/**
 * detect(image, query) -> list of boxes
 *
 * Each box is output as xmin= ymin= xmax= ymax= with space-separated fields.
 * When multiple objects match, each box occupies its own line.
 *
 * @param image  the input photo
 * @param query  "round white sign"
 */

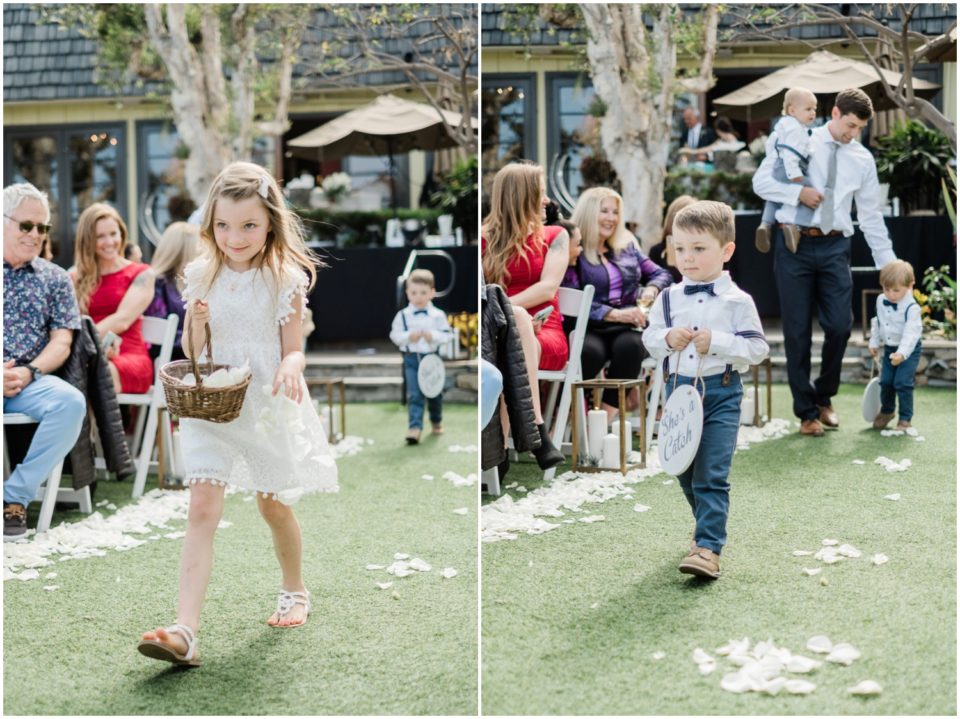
xmin=417 ymin=353 xmax=446 ymax=399
xmin=658 ymin=384 xmax=704 ymax=476
xmin=861 ymin=376 xmax=882 ymax=423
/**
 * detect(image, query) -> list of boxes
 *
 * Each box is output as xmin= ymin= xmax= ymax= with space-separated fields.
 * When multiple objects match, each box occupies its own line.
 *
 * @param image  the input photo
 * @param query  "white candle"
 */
xmin=587 ymin=409 xmax=607 ymax=460
xmin=320 ymin=406 xmax=331 ymax=437
xmin=602 ymin=433 xmax=621 ymax=469
xmin=740 ymin=387 xmax=755 ymax=425
xmin=610 ymin=420 xmax=632 ymax=442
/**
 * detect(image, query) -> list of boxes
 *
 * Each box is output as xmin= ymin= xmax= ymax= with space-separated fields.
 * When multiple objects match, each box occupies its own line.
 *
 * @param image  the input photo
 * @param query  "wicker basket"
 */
xmin=160 ymin=322 xmax=251 ymax=423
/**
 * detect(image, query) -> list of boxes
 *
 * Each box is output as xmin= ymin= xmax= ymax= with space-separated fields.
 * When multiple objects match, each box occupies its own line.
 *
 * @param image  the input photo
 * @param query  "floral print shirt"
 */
xmin=3 ymin=257 xmax=81 ymax=364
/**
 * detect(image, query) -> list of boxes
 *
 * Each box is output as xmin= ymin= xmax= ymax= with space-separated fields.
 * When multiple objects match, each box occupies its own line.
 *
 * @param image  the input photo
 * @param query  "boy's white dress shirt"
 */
xmin=643 ymin=272 xmax=769 ymax=377
xmin=753 ymin=124 xmax=896 ymax=269
xmin=390 ymin=302 xmax=452 ymax=354
xmin=869 ymin=295 xmax=923 ymax=358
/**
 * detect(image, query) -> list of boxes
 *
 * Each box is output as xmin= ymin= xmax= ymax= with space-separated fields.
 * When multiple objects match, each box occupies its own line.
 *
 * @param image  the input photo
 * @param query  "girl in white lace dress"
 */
xmin=138 ymin=162 xmax=337 ymax=668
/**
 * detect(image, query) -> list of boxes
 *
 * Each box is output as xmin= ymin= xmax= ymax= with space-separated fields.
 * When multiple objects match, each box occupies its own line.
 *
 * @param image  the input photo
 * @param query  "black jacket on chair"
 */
xmin=480 ymin=284 xmax=540 ymax=470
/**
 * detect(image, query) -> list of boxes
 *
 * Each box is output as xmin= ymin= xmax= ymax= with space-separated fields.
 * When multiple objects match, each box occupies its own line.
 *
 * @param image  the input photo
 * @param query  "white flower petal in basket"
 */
xmin=784 ymin=679 xmax=816 ymax=694
xmin=203 ymin=368 xmax=233 ymax=388
xmin=848 ymin=680 xmax=883 ymax=696
xmin=802 ymin=567 xmax=822 ymax=576
xmin=786 ymin=655 xmax=822 ymax=673
xmin=180 ymin=372 xmax=196 ymax=387
xmin=871 ymin=553 xmax=890 ymax=566
xmin=826 ymin=643 xmax=861 ymax=665
xmin=806 ymin=635 xmax=833 ymax=654
xmin=837 ymin=544 xmax=862 ymax=558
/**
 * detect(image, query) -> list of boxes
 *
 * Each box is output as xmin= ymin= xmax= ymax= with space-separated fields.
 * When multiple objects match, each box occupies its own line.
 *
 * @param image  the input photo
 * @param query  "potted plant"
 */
xmin=875 ymin=121 xmax=954 ymax=215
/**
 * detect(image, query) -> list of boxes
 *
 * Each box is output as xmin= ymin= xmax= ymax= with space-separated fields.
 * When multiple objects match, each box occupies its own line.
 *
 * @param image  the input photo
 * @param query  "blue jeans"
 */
xmin=480 ymin=359 xmax=503 ymax=429
xmin=665 ymin=372 xmax=743 ymax=555
xmin=880 ymin=343 xmax=921 ymax=422
xmin=403 ymin=353 xmax=442 ymax=429
xmin=3 ymin=374 xmax=86 ymax=507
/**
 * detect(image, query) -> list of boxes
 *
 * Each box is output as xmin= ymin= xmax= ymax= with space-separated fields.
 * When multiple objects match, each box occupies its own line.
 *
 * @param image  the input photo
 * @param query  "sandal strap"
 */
xmin=275 ymin=590 xmax=311 ymax=617
xmin=166 ymin=623 xmax=198 ymax=661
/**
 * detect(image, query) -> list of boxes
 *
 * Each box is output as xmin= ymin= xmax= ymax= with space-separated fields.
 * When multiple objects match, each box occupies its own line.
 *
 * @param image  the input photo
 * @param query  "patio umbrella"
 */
xmin=713 ymin=49 xmax=940 ymax=121
xmin=287 ymin=94 xmax=473 ymax=210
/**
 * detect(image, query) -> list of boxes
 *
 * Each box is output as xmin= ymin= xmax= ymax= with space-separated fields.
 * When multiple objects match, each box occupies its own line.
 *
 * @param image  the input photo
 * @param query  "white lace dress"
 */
xmin=179 ymin=258 xmax=338 ymax=503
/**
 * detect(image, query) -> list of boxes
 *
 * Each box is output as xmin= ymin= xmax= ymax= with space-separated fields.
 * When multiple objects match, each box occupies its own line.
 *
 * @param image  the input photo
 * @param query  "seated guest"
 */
xmin=72 ymin=204 xmax=156 ymax=394
xmin=680 ymin=107 xmax=715 ymax=162
xmin=648 ymin=195 xmax=698 ymax=285
xmin=550 ymin=218 xmax=583 ymax=268
xmin=145 ymin=221 xmax=200 ymax=361
xmin=564 ymin=187 xmax=673 ymax=420
xmin=3 ymin=182 xmax=86 ymax=541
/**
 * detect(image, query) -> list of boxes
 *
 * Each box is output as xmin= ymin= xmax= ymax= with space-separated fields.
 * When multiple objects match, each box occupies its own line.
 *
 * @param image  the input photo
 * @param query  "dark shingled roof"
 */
xmin=481 ymin=3 xmax=955 ymax=47
xmin=4 ymin=4 xmax=476 ymax=103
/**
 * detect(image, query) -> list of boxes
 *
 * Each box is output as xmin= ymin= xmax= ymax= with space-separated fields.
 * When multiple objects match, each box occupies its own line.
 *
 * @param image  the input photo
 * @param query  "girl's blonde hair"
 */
xmin=193 ymin=161 xmax=321 ymax=298
xmin=73 ymin=203 xmax=129 ymax=313
xmin=481 ymin=161 xmax=544 ymax=287
xmin=151 ymin=221 xmax=200 ymax=291
xmin=570 ymin=187 xmax=635 ymax=264
xmin=661 ymin=195 xmax=698 ymax=267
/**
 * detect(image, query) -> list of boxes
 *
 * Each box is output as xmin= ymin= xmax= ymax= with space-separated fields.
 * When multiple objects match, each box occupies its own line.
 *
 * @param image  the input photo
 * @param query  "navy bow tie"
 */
xmin=684 ymin=283 xmax=715 ymax=297
xmin=882 ymin=299 xmax=897 ymax=309
xmin=413 ymin=309 xmax=429 ymax=315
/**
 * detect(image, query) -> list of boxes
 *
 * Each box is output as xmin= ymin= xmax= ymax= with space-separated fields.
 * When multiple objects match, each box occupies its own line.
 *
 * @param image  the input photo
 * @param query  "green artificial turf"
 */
xmin=481 ymin=385 xmax=956 ymax=716
xmin=4 ymin=403 xmax=478 ymax=716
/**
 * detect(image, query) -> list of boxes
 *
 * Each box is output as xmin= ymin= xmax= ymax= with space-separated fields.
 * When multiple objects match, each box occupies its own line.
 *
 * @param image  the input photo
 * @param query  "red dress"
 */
xmin=88 ymin=263 xmax=154 ymax=394
xmin=484 ymin=226 xmax=569 ymax=371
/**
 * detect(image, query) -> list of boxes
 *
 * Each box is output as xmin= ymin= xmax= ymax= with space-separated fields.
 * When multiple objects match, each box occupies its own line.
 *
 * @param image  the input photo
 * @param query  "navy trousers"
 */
xmin=772 ymin=227 xmax=853 ymax=421
xmin=880 ymin=343 xmax=922 ymax=422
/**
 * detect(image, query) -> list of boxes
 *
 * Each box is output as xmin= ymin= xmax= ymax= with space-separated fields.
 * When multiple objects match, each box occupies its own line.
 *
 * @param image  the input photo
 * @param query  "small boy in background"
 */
xmin=390 ymin=268 xmax=453 ymax=444
xmin=869 ymin=259 xmax=923 ymax=430
xmin=643 ymin=201 xmax=769 ymax=579
xmin=755 ymin=87 xmax=819 ymax=254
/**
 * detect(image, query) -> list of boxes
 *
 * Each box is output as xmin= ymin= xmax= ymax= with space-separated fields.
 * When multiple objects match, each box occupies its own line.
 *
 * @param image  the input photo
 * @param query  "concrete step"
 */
xmin=304 ymin=359 xmax=479 ymax=403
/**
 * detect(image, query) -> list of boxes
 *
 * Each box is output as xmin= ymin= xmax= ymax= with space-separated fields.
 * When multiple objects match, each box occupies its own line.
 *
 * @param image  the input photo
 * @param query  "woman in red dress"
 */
xmin=481 ymin=161 xmax=567 ymax=473
xmin=72 ymin=203 xmax=155 ymax=394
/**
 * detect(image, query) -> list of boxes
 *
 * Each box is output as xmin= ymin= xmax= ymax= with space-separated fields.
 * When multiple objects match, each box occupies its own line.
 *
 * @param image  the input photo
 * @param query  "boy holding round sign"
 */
xmin=389 ymin=269 xmax=453 ymax=444
xmin=643 ymin=201 xmax=769 ymax=579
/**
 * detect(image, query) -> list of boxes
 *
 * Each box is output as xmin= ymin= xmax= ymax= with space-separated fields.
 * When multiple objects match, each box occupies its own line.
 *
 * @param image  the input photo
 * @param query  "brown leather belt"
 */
xmin=781 ymin=224 xmax=843 ymax=238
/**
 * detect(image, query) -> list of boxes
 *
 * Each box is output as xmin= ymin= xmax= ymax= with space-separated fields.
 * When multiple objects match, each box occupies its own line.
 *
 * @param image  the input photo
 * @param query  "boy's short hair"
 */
xmin=408 ymin=268 xmax=435 ymax=289
xmin=835 ymin=88 xmax=874 ymax=121
xmin=879 ymin=259 xmax=915 ymax=288
xmin=673 ymin=200 xmax=736 ymax=246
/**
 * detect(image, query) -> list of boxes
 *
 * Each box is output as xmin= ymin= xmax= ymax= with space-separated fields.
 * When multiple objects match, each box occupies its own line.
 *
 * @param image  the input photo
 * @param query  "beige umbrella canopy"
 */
xmin=713 ymin=50 xmax=940 ymax=120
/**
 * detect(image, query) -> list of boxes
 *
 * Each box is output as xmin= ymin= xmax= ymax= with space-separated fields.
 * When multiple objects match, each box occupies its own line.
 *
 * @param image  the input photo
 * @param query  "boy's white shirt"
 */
xmin=771 ymin=114 xmax=812 ymax=180
xmin=643 ymin=271 xmax=769 ymax=376
xmin=868 ymin=294 xmax=923 ymax=357
xmin=390 ymin=301 xmax=452 ymax=354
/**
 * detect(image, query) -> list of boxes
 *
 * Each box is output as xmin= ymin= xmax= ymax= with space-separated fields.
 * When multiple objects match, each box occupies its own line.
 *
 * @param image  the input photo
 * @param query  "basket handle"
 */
xmin=187 ymin=322 xmax=214 ymax=388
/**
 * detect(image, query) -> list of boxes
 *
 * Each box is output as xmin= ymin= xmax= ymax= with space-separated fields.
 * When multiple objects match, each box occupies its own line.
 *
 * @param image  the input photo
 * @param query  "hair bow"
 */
xmin=258 ymin=174 xmax=270 ymax=199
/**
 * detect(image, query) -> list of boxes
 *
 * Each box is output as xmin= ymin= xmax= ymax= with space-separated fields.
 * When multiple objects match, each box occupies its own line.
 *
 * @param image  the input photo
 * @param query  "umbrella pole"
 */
xmin=388 ymin=137 xmax=398 ymax=216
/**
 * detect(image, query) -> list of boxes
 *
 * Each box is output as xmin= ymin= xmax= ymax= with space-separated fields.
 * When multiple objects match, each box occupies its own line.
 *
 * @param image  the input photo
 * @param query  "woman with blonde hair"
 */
xmin=481 ymin=161 xmax=566 ymax=473
xmin=72 ymin=203 xmax=156 ymax=394
xmin=563 ymin=187 xmax=672 ymax=419
xmin=649 ymin=194 xmax=698 ymax=285
xmin=144 ymin=221 xmax=201 ymax=360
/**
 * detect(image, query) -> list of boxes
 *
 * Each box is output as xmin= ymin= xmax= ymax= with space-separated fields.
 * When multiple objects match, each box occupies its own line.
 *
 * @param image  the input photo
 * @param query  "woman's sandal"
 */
xmin=270 ymin=589 xmax=311 ymax=627
xmin=137 ymin=623 xmax=201 ymax=667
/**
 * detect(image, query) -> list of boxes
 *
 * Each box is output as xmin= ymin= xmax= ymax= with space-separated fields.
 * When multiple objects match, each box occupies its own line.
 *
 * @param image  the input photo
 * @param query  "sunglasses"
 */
xmin=4 ymin=215 xmax=52 ymax=236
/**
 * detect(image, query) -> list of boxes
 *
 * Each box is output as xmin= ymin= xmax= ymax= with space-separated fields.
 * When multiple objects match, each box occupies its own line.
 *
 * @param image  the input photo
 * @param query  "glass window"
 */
xmin=481 ymin=74 xmax=535 ymax=197
xmin=547 ymin=74 xmax=597 ymax=202
xmin=8 ymin=136 xmax=60 ymax=257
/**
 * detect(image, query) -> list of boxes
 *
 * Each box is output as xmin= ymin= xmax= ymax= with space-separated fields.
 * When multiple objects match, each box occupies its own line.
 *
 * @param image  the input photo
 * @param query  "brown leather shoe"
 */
xmin=679 ymin=547 xmax=721 ymax=579
xmin=783 ymin=224 xmax=802 ymax=253
xmin=873 ymin=412 xmax=895 ymax=430
xmin=405 ymin=428 xmax=421 ymax=445
xmin=817 ymin=405 xmax=839 ymax=429
xmin=755 ymin=223 xmax=771 ymax=253
xmin=799 ymin=419 xmax=825 ymax=437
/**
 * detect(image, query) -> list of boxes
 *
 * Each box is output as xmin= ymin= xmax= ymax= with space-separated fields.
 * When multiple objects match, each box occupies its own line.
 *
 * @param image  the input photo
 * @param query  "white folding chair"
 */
xmin=481 ymin=466 xmax=500 ymax=497
xmin=3 ymin=413 xmax=92 ymax=534
xmin=538 ymin=285 xmax=595 ymax=481
xmin=116 ymin=314 xmax=179 ymax=498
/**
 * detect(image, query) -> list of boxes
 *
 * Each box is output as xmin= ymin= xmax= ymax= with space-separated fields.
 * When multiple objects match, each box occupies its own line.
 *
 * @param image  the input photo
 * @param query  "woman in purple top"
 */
xmin=563 ymin=187 xmax=672 ymax=418
xmin=144 ymin=221 xmax=199 ymax=361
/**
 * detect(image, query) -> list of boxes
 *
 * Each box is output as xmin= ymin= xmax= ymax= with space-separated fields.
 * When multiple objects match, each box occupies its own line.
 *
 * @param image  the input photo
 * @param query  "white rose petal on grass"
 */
xmin=802 ymin=567 xmax=822 ymax=576
xmin=806 ymin=635 xmax=833 ymax=654
xmin=692 ymin=648 xmax=714 ymax=665
xmin=720 ymin=672 xmax=753 ymax=694
xmin=837 ymin=544 xmax=862 ymax=558
xmin=452 ymin=507 xmax=469 ymax=515
xmin=579 ymin=515 xmax=605 ymax=523
xmin=42 ymin=585 xmax=59 ymax=591
xmin=785 ymin=655 xmax=822 ymax=673
xmin=652 ymin=651 xmax=666 ymax=660
xmin=408 ymin=558 xmax=432 ymax=572
xmin=914 ymin=436 xmax=925 ymax=442
xmin=784 ymin=679 xmax=816 ymax=694
xmin=394 ymin=553 xmax=410 ymax=560
xmin=633 ymin=503 xmax=651 ymax=513
xmin=792 ymin=549 xmax=814 ymax=556
xmin=716 ymin=638 xmax=750 ymax=657
xmin=872 ymin=553 xmax=890 ymax=566
xmin=590 ymin=602 xmax=600 ymax=610
xmin=365 ymin=564 xmax=385 ymax=571
xmin=821 ymin=538 xmax=839 ymax=546
xmin=848 ymin=680 xmax=883 ymax=696
xmin=851 ymin=459 xmax=866 ymax=465
xmin=515 ymin=486 xmax=528 ymax=494
xmin=375 ymin=582 xmax=393 ymax=590
xmin=884 ymin=493 xmax=901 ymax=501
xmin=441 ymin=567 xmax=458 ymax=579
xmin=662 ymin=479 xmax=674 ymax=486
xmin=17 ymin=569 xmax=40 ymax=581
xmin=826 ymin=643 xmax=861 ymax=666
xmin=45 ymin=572 xmax=57 ymax=579
xmin=698 ymin=660 xmax=717 ymax=675
xmin=421 ymin=474 xmax=434 ymax=481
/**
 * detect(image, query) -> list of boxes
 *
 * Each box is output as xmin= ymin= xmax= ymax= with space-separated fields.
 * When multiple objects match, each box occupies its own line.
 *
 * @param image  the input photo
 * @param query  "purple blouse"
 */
xmin=562 ymin=243 xmax=673 ymax=321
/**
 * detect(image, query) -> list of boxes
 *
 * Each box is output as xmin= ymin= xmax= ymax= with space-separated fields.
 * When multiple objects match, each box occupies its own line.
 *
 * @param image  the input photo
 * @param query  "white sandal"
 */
xmin=138 ymin=623 xmax=201 ymax=667
xmin=271 ymin=589 xmax=311 ymax=627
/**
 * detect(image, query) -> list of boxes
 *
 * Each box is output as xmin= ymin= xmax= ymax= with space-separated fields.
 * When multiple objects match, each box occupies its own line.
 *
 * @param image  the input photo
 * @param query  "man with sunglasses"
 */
xmin=3 ymin=182 xmax=86 ymax=541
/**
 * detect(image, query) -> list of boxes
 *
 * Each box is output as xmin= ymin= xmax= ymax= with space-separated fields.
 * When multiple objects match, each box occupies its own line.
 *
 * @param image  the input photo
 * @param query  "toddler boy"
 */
xmin=643 ymin=201 xmax=769 ymax=578
xmin=755 ymin=87 xmax=819 ymax=254
xmin=389 ymin=269 xmax=453 ymax=444
xmin=869 ymin=260 xmax=923 ymax=430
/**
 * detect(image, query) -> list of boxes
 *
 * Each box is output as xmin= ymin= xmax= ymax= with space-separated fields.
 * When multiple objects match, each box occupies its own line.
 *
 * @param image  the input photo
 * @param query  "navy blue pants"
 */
xmin=772 ymin=227 xmax=853 ymax=421
xmin=403 ymin=353 xmax=442 ymax=429
xmin=665 ymin=372 xmax=743 ymax=555
xmin=880 ymin=343 xmax=921 ymax=422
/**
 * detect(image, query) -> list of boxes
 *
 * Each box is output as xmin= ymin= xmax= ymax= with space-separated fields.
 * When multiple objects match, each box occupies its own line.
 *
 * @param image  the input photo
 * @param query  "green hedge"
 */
xmin=664 ymin=168 xmax=763 ymax=210
xmin=292 ymin=207 xmax=443 ymax=248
